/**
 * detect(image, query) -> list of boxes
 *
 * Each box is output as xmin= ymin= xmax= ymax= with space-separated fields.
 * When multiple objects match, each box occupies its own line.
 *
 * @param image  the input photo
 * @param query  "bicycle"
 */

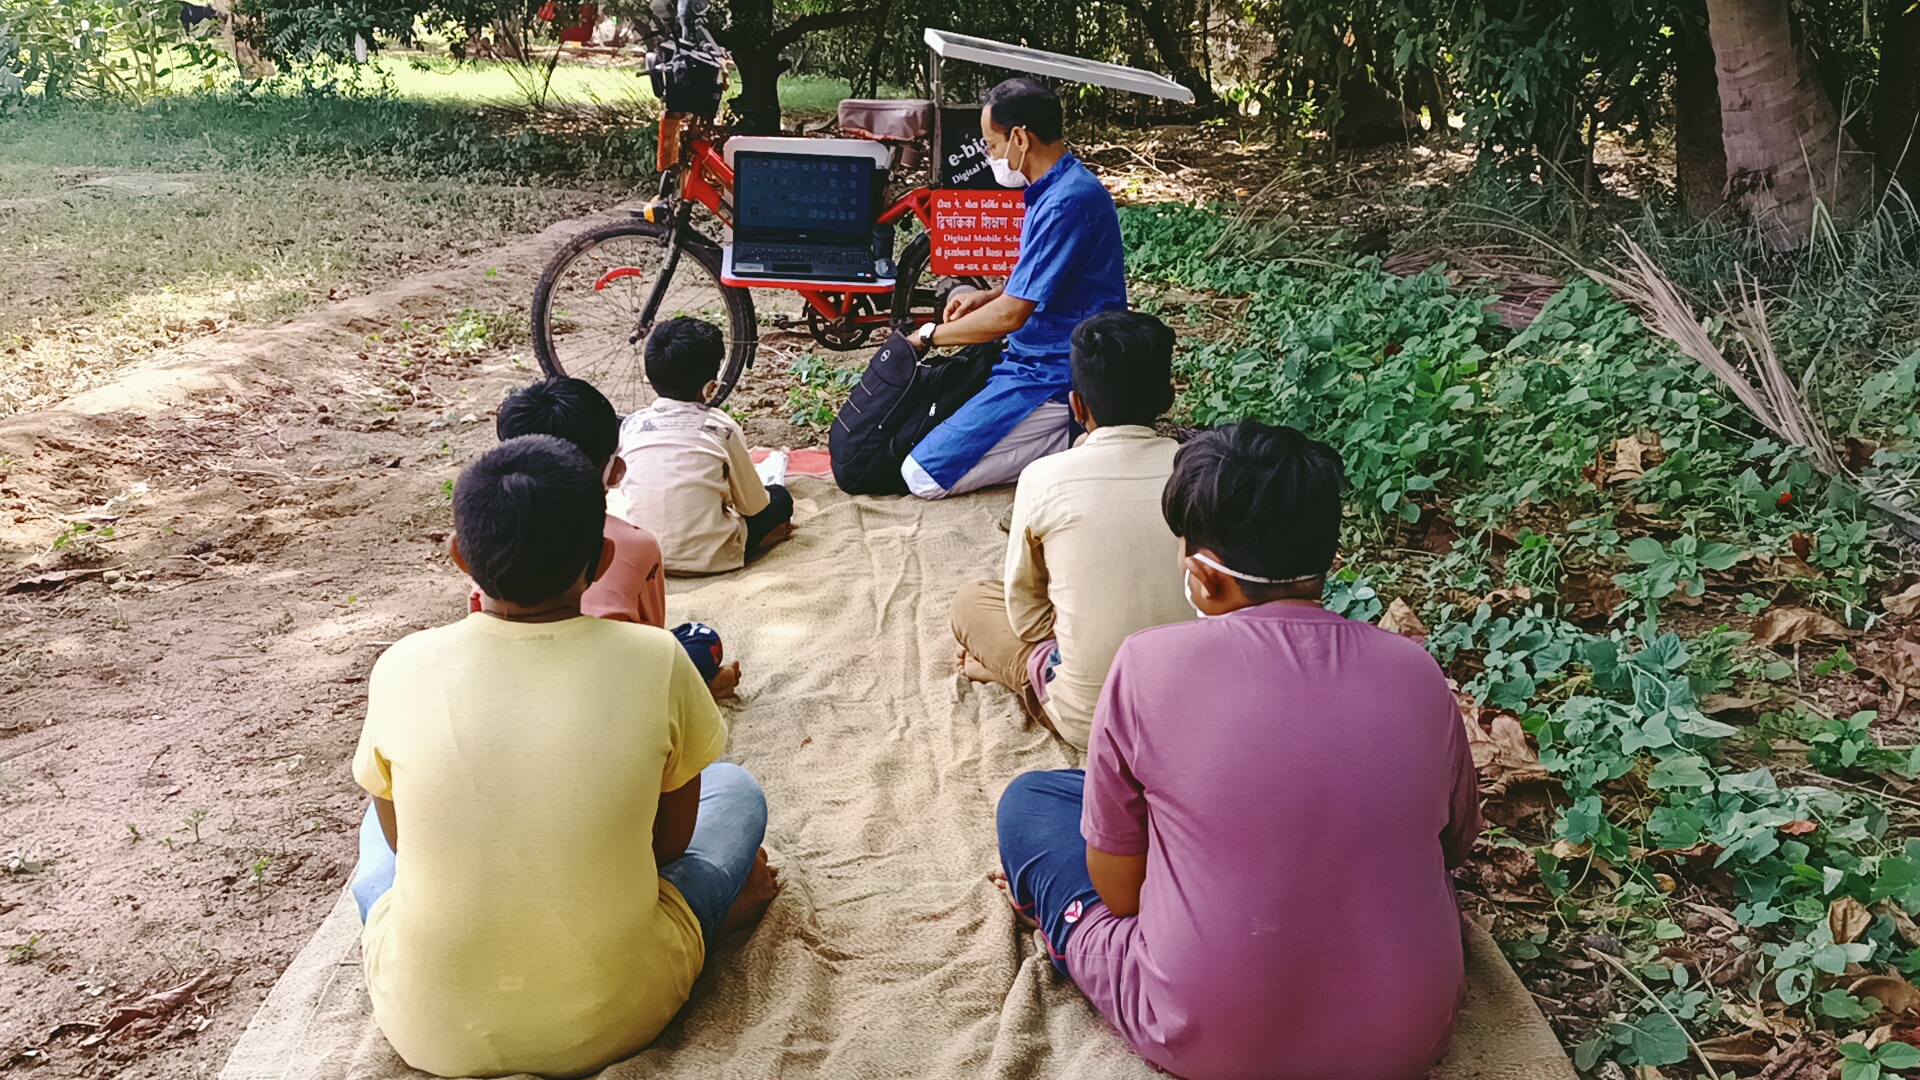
xmin=529 ymin=38 xmax=984 ymax=412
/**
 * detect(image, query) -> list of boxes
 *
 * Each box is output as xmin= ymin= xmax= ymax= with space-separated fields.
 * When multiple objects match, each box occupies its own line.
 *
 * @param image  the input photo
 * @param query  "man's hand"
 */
xmin=943 ymin=286 xmax=999 ymax=323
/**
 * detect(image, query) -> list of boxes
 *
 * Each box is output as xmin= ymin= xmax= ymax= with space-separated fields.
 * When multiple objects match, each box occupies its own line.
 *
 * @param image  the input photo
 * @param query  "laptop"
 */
xmin=729 ymin=151 xmax=882 ymax=281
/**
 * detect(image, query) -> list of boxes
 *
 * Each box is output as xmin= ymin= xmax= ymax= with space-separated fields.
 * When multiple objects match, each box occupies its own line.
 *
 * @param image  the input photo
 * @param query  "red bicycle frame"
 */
xmin=643 ymin=117 xmax=942 ymax=332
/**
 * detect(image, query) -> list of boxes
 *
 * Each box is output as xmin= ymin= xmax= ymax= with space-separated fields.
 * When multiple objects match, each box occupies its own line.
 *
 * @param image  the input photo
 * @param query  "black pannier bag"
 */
xmin=829 ymin=332 xmax=997 ymax=496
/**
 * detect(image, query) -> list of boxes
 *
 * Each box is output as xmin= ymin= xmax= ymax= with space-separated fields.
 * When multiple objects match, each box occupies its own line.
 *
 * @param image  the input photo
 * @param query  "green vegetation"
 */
xmin=1124 ymin=201 xmax=1920 ymax=1076
xmin=786 ymin=354 xmax=862 ymax=431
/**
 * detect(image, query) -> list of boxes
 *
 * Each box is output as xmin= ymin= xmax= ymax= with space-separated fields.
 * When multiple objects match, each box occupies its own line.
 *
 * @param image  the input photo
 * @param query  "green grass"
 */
xmin=0 ymin=56 xmax=880 ymax=413
xmin=0 ymin=87 xmax=657 ymax=413
xmin=761 ymin=73 xmax=855 ymax=113
xmin=375 ymin=55 xmax=654 ymax=106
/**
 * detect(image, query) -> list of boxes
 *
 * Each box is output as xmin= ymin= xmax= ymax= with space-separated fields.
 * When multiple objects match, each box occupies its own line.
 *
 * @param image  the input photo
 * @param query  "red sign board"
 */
xmin=930 ymin=189 xmax=1026 ymax=276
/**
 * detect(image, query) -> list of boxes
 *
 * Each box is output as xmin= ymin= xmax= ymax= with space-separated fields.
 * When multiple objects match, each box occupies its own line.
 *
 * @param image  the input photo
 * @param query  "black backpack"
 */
xmin=830 ymin=332 xmax=998 ymax=496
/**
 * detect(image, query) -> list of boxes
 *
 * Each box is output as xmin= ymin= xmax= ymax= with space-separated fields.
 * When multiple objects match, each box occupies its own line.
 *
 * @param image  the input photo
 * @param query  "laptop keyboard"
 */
xmin=736 ymin=244 xmax=873 ymax=275
xmin=740 ymin=245 xmax=865 ymax=264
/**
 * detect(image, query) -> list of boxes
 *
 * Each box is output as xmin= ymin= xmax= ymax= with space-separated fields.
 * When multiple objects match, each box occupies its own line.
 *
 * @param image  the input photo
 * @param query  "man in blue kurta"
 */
xmin=901 ymin=77 xmax=1129 ymax=500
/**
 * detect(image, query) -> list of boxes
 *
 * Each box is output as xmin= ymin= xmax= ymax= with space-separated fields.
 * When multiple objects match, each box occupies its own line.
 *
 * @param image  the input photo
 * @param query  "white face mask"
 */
xmin=988 ymin=130 xmax=1028 ymax=188
xmin=1184 ymin=569 xmax=1212 ymax=620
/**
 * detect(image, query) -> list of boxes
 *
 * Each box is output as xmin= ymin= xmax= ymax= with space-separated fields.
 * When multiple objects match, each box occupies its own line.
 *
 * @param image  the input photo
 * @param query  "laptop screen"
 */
xmin=734 ymin=152 xmax=874 ymax=246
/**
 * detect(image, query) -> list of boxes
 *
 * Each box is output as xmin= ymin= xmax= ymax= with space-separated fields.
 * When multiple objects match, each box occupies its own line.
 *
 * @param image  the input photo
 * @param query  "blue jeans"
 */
xmin=996 ymin=769 xmax=1101 ymax=977
xmin=350 ymin=762 xmax=768 ymax=946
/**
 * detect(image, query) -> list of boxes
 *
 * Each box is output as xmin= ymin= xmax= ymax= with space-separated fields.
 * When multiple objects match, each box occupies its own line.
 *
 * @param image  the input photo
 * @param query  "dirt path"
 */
xmin=0 ymin=207 xmax=827 ymax=1077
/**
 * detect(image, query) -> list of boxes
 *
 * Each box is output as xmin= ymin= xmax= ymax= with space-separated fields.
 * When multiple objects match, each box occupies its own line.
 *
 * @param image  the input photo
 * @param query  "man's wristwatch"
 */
xmin=913 ymin=322 xmax=937 ymax=351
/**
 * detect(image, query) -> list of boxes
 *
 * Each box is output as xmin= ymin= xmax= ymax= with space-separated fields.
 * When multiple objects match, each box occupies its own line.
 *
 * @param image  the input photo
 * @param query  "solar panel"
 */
xmin=923 ymin=28 xmax=1195 ymax=104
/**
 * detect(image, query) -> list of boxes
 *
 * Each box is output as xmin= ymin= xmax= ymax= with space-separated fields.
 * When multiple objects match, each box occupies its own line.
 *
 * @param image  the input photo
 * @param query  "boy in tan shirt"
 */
xmin=617 ymin=317 xmax=794 ymax=575
xmin=952 ymin=311 xmax=1194 ymax=750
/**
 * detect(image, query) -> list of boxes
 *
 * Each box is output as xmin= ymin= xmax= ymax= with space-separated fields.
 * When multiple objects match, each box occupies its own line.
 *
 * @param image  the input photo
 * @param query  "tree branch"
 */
xmin=770 ymin=5 xmax=876 ymax=51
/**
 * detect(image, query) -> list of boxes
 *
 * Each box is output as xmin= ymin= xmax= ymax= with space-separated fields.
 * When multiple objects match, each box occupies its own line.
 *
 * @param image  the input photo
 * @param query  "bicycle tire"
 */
xmin=891 ymin=231 xmax=990 ymax=331
xmin=531 ymin=218 xmax=756 ymax=411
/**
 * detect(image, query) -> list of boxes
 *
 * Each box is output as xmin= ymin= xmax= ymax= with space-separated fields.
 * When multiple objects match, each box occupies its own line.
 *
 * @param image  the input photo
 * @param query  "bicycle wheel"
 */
xmin=532 ymin=219 xmax=756 ymax=412
xmin=892 ymin=230 xmax=990 ymax=330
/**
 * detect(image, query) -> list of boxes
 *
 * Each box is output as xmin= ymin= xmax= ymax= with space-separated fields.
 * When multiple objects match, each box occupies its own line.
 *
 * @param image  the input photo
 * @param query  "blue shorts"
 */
xmin=350 ymin=762 xmax=768 ymax=947
xmin=996 ymin=769 xmax=1101 ymax=976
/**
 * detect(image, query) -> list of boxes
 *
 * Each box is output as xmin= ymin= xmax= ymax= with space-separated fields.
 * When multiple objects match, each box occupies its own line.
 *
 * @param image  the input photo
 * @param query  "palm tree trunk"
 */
xmin=1705 ymin=0 xmax=1873 ymax=249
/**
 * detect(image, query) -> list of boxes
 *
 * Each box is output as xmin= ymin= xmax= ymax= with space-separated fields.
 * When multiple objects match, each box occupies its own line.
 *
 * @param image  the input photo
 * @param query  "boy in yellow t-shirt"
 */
xmin=347 ymin=435 xmax=778 ymax=1078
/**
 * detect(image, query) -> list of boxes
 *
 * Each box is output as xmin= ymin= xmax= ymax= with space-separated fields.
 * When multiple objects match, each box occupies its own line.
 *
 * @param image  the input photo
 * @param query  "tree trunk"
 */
xmin=729 ymin=48 xmax=786 ymax=135
xmin=1873 ymin=0 xmax=1920 ymax=197
xmin=1705 ymin=0 xmax=1873 ymax=249
xmin=1673 ymin=30 xmax=1728 ymax=219
xmin=855 ymin=0 xmax=895 ymax=98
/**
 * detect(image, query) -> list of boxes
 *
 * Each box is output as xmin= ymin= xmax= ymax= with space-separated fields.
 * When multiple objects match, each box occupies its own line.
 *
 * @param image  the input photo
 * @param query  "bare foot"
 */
xmin=752 ymin=522 xmax=795 ymax=553
xmin=988 ymin=869 xmax=1039 ymax=930
xmin=720 ymin=848 xmax=779 ymax=934
xmin=962 ymin=654 xmax=996 ymax=684
xmin=706 ymin=661 xmax=741 ymax=700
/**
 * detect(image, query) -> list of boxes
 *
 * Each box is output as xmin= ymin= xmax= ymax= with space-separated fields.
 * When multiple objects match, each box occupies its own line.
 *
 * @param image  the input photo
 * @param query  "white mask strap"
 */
xmin=1190 ymin=552 xmax=1320 ymax=587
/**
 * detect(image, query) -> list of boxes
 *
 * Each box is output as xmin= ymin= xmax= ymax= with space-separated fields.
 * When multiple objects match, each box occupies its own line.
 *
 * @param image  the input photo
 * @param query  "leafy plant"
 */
xmin=1614 ymin=534 xmax=1745 ymax=610
xmin=786 ymin=354 xmax=860 ymax=431
xmin=2 ymin=0 xmax=225 ymax=101
xmin=1321 ymin=567 xmax=1382 ymax=621
xmin=1838 ymin=1040 xmax=1920 ymax=1080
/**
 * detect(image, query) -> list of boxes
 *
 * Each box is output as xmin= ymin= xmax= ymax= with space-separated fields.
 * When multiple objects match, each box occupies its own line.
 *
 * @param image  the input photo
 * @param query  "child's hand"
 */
xmin=707 ymin=661 xmax=741 ymax=700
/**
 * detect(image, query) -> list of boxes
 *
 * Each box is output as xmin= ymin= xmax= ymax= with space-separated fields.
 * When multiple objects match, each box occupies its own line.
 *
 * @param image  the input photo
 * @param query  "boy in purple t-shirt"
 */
xmin=993 ymin=421 xmax=1483 ymax=1080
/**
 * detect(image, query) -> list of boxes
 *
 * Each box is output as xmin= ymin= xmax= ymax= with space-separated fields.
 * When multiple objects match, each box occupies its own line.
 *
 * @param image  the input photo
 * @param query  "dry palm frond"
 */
xmin=1204 ymin=172 xmax=1305 ymax=261
xmin=1589 ymin=229 xmax=1920 ymax=538
xmin=1588 ymin=230 xmax=1839 ymax=475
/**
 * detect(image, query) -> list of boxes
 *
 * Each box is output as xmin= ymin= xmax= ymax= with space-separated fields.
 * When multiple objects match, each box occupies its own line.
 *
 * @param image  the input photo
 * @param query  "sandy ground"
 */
xmin=0 ymin=206 xmax=835 ymax=1077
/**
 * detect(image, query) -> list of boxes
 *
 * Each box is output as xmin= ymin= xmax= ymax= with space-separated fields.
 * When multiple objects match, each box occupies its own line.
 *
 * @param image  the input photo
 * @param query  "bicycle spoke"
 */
xmin=539 ymin=233 xmax=742 ymax=414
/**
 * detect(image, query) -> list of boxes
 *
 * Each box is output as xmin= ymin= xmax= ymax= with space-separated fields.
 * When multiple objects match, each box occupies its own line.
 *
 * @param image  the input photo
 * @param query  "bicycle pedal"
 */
xmin=640 ymin=198 xmax=672 ymax=224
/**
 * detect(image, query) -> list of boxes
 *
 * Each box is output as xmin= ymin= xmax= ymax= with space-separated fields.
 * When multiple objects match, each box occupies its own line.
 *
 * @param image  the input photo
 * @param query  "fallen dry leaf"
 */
xmin=1886 ymin=584 xmax=1920 ymax=619
xmin=1725 ymin=1001 xmax=1803 ymax=1038
xmin=1754 ymin=1039 xmax=1825 ymax=1080
xmin=1867 ymin=641 xmax=1920 ymax=704
xmin=1477 ymin=584 xmax=1534 ymax=609
xmin=1845 ymin=436 xmax=1881 ymax=472
xmin=1697 ymin=1032 xmax=1774 ymax=1067
xmin=1608 ymin=432 xmax=1661 ymax=485
xmin=1562 ymin=570 xmax=1626 ymax=627
xmin=1851 ymin=973 xmax=1920 ymax=1018
xmin=1832 ymin=896 xmax=1875 ymax=944
xmin=1702 ymin=694 xmax=1771 ymax=714
xmin=1377 ymin=597 xmax=1426 ymax=637
xmin=75 ymin=970 xmax=223 ymax=1049
xmin=1752 ymin=607 xmax=1850 ymax=647
xmin=1877 ymin=901 xmax=1920 ymax=948
xmin=1779 ymin=820 xmax=1820 ymax=836
xmin=1463 ymin=711 xmax=1552 ymax=793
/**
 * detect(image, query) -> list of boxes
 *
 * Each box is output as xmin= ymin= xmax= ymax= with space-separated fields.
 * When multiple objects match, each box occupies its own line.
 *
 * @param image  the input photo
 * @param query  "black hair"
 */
xmin=1070 ymin=311 xmax=1175 ymax=428
xmin=1161 ymin=421 xmax=1345 ymax=597
xmin=496 ymin=377 xmax=620 ymax=471
xmin=644 ymin=317 xmax=724 ymax=402
xmin=983 ymin=77 xmax=1064 ymax=143
xmin=455 ymin=435 xmax=606 ymax=606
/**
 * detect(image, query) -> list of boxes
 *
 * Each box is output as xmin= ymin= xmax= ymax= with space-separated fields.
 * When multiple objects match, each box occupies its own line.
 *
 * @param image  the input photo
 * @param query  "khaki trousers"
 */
xmin=949 ymin=579 xmax=1049 ymax=725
